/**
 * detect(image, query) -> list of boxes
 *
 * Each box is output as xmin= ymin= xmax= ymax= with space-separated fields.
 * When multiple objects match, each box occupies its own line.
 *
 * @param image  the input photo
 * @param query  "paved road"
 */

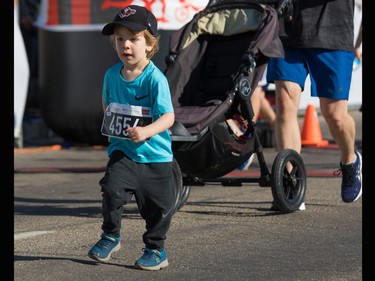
xmin=13 ymin=110 xmax=363 ymax=281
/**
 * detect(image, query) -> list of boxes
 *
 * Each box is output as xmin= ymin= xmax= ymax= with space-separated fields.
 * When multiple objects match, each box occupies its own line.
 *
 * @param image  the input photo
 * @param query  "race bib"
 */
xmin=101 ymin=103 xmax=152 ymax=139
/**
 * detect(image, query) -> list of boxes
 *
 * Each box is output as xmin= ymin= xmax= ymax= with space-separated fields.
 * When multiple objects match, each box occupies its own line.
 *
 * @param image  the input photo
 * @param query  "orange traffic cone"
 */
xmin=301 ymin=104 xmax=329 ymax=147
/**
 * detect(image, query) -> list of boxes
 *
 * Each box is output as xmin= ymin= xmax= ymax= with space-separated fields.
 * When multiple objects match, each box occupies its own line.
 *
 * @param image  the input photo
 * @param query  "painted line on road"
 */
xmin=14 ymin=231 xmax=55 ymax=241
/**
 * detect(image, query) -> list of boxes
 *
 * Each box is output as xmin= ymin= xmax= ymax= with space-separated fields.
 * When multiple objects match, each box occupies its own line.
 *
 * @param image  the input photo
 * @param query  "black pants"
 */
xmin=99 ymin=150 xmax=175 ymax=250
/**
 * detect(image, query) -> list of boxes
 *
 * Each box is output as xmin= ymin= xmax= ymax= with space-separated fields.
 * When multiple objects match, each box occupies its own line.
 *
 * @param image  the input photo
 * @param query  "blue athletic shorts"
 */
xmin=266 ymin=48 xmax=354 ymax=100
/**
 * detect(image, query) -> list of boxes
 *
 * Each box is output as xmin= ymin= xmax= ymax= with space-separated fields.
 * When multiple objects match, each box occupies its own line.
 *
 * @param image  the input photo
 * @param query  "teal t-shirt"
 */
xmin=102 ymin=60 xmax=174 ymax=163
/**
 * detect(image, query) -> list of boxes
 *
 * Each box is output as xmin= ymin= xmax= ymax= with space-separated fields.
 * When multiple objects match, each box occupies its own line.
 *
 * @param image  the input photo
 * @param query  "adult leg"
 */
xmin=250 ymin=86 xmax=263 ymax=123
xmin=274 ymin=80 xmax=302 ymax=153
xmin=271 ymin=80 xmax=306 ymax=210
xmin=320 ymin=98 xmax=361 ymax=203
xmin=319 ymin=98 xmax=356 ymax=164
xmin=259 ymin=89 xmax=276 ymax=129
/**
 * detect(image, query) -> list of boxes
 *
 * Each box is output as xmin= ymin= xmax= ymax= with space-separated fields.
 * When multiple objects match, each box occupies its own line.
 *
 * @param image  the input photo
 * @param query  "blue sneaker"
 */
xmin=88 ymin=233 xmax=121 ymax=262
xmin=134 ymin=248 xmax=169 ymax=270
xmin=337 ymin=151 xmax=362 ymax=203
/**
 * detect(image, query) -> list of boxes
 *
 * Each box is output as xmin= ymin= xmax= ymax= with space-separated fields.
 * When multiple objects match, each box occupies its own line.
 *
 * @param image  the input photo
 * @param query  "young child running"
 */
xmin=88 ymin=5 xmax=176 ymax=271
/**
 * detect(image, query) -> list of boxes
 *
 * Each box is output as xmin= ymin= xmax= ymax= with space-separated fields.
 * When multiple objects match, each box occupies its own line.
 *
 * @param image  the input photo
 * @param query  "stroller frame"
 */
xmin=165 ymin=0 xmax=306 ymax=214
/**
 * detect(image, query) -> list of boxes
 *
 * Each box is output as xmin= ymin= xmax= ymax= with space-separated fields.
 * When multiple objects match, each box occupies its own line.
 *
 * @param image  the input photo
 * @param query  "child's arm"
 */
xmin=102 ymin=97 xmax=107 ymax=112
xmin=127 ymin=112 xmax=175 ymax=143
xmin=102 ymin=96 xmax=111 ymax=143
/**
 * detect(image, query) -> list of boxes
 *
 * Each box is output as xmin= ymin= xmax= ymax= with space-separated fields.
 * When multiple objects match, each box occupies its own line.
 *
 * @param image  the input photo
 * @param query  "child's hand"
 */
xmin=126 ymin=127 xmax=150 ymax=143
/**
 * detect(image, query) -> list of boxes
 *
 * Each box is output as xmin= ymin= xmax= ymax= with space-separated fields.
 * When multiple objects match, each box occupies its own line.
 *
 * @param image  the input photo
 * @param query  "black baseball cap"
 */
xmin=102 ymin=5 xmax=158 ymax=36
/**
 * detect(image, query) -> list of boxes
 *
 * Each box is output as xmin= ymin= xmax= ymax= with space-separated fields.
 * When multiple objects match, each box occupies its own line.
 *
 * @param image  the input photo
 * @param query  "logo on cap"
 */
xmin=119 ymin=7 xmax=136 ymax=18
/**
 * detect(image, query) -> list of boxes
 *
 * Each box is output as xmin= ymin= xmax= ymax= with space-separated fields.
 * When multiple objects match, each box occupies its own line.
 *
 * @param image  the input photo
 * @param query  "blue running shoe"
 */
xmin=88 ymin=233 xmax=121 ymax=262
xmin=134 ymin=248 xmax=169 ymax=270
xmin=337 ymin=150 xmax=362 ymax=203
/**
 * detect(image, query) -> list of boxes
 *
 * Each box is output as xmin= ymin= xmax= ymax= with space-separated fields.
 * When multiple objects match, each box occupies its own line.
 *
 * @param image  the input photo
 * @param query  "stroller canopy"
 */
xmin=167 ymin=0 xmax=284 ymax=65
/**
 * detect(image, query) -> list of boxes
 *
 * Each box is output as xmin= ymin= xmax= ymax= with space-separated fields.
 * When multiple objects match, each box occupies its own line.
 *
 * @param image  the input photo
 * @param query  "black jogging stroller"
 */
xmin=166 ymin=0 xmax=306 ymax=214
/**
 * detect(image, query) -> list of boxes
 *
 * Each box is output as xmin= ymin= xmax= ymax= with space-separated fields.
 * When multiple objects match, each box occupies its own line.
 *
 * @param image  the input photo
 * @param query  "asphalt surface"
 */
xmin=13 ymin=110 xmax=363 ymax=281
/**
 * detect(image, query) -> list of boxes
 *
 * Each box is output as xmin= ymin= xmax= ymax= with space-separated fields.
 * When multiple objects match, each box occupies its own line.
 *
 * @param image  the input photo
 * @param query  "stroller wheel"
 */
xmin=172 ymin=158 xmax=190 ymax=213
xmin=179 ymin=184 xmax=191 ymax=210
xmin=271 ymin=149 xmax=307 ymax=213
